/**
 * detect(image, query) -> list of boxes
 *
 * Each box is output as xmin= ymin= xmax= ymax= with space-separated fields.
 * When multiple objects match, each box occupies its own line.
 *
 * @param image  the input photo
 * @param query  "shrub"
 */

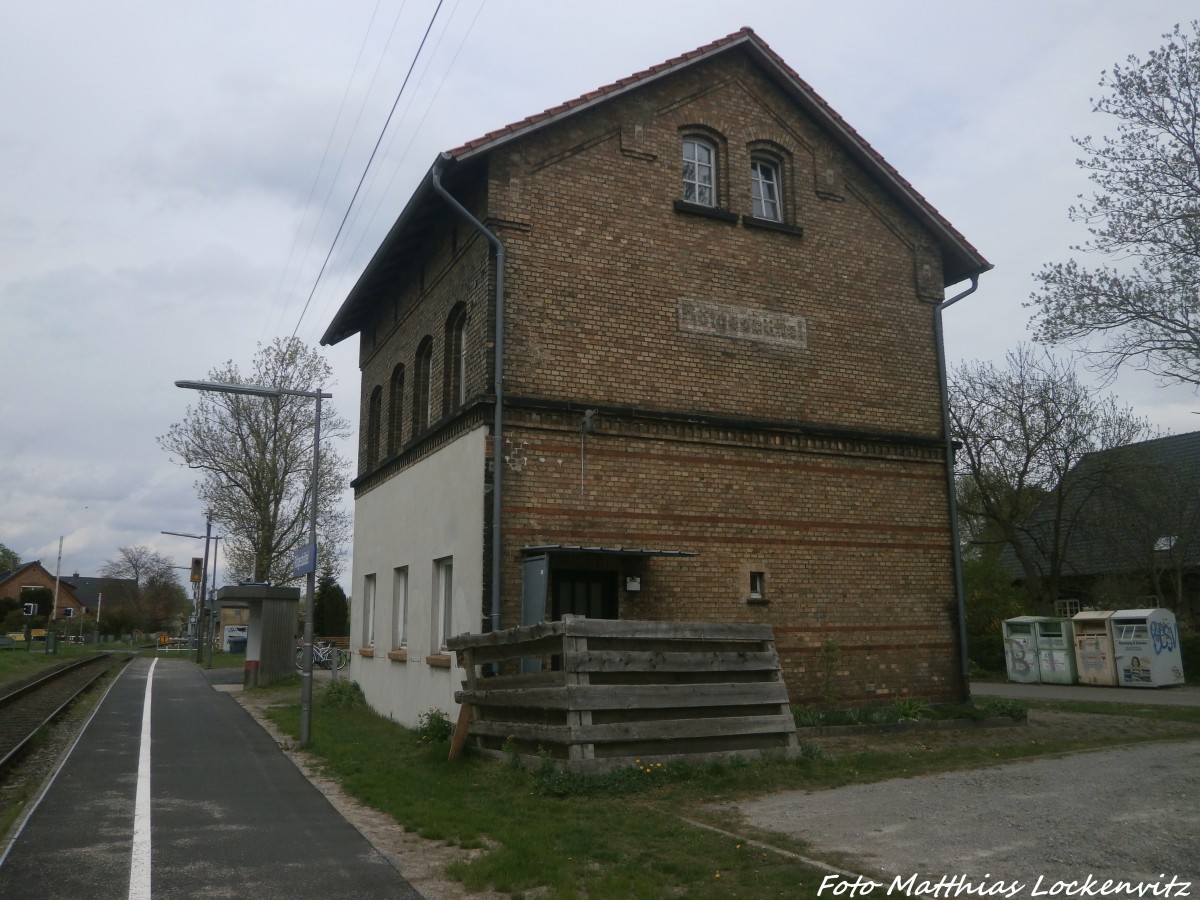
xmin=322 ymin=679 xmax=365 ymax=709
xmin=417 ymin=707 xmax=454 ymax=743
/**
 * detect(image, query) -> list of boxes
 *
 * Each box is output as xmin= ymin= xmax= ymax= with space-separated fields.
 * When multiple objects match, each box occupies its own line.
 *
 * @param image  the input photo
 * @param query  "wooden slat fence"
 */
xmin=447 ymin=616 xmax=798 ymax=773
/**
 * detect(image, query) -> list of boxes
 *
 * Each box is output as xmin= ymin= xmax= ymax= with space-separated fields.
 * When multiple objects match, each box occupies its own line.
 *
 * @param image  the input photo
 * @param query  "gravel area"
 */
xmin=726 ymin=739 xmax=1200 ymax=897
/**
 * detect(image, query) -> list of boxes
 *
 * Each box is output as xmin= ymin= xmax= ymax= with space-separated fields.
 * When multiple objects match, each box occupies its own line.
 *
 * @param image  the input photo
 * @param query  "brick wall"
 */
xmin=497 ymin=411 xmax=962 ymax=705
xmin=351 ymin=47 xmax=967 ymax=705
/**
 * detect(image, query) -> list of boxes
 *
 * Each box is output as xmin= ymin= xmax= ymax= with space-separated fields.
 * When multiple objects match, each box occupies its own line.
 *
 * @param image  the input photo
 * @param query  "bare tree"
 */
xmin=950 ymin=345 xmax=1150 ymax=613
xmin=100 ymin=545 xmax=188 ymax=629
xmin=1029 ymin=21 xmax=1200 ymax=388
xmin=159 ymin=338 xmax=351 ymax=585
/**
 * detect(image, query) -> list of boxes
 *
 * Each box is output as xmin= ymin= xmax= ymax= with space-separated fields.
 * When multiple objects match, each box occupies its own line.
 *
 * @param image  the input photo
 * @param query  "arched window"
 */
xmin=682 ymin=136 xmax=717 ymax=207
xmin=413 ymin=337 xmax=433 ymax=433
xmin=750 ymin=154 xmax=782 ymax=221
xmin=444 ymin=304 xmax=468 ymax=411
xmin=366 ymin=385 xmax=382 ymax=468
xmin=387 ymin=363 xmax=405 ymax=455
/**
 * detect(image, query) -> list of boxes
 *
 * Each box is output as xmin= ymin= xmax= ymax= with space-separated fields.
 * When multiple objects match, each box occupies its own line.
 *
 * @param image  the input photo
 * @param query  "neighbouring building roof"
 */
xmin=1008 ymin=431 xmax=1200 ymax=582
xmin=322 ymin=27 xmax=991 ymax=347
xmin=63 ymin=574 xmax=137 ymax=610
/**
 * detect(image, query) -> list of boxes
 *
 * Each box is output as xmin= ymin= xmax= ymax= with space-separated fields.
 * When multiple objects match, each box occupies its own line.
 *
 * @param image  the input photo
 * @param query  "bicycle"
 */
xmin=295 ymin=640 xmax=349 ymax=671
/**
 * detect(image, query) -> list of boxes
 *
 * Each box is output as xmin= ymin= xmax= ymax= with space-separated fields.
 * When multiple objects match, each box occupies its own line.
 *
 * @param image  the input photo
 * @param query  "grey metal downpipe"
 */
xmin=934 ymin=274 xmax=979 ymax=690
xmin=431 ymin=152 xmax=505 ymax=634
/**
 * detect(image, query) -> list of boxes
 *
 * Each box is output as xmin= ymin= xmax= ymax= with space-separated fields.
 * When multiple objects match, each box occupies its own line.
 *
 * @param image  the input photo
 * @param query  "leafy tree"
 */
xmin=0 ymin=542 xmax=20 ymax=575
xmin=313 ymin=565 xmax=349 ymax=637
xmin=950 ymin=345 xmax=1150 ymax=613
xmin=101 ymin=546 xmax=188 ymax=630
xmin=159 ymin=338 xmax=351 ymax=585
xmin=1029 ymin=21 xmax=1200 ymax=388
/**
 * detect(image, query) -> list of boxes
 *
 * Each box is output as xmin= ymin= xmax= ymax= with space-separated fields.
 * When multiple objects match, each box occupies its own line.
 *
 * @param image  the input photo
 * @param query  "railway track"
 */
xmin=0 ymin=654 xmax=128 ymax=772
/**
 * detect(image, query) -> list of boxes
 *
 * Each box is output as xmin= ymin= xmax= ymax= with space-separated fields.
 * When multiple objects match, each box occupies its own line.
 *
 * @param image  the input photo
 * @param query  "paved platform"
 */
xmin=0 ymin=657 xmax=421 ymax=899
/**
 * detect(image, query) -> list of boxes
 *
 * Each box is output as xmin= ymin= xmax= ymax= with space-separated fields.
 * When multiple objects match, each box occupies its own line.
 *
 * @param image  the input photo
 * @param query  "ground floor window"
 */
xmin=392 ymin=567 xmax=408 ymax=649
xmin=434 ymin=557 xmax=453 ymax=650
xmin=362 ymin=573 xmax=376 ymax=648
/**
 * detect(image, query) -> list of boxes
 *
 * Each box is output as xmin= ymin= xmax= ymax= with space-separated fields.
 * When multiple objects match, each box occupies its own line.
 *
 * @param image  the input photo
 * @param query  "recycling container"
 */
xmin=1002 ymin=617 xmax=1041 ymax=683
xmin=1072 ymin=610 xmax=1117 ymax=686
xmin=1033 ymin=617 xmax=1077 ymax=684
xmin=1111 ymin=608 xmax=1184 ymax=687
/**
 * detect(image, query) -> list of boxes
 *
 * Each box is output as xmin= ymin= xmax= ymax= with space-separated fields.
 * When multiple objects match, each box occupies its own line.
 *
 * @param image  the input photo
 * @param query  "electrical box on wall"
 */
xmin=625 ymin=576 xmax=641 ymax=592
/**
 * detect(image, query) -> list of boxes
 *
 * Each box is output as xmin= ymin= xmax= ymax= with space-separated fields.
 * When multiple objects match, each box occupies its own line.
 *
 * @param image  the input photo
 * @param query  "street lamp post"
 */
xmin=175 ymin=378 xmax=330 ymax=748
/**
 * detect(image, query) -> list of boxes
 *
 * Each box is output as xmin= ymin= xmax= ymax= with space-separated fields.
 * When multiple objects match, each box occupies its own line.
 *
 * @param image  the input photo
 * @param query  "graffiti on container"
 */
xmin=1006 ymin=640 xmax=1034 ymax=674
xmin=1150 ymin=620 xmax=1177 ymax=655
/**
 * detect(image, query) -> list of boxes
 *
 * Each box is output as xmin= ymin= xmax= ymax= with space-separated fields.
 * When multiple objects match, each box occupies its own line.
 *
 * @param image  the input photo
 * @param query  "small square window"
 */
xmin=749 ymin=571 xmax=766 ymax=600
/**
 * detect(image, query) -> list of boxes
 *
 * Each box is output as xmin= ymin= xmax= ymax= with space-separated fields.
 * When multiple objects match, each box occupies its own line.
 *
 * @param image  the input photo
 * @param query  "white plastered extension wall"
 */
xmin=349 ymin=425 xmax=486 ymax=728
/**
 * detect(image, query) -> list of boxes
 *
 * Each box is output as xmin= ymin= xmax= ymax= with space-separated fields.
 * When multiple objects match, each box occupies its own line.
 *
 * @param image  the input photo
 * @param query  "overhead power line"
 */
xmin=291 ymin=0 xmax=446 ymax=341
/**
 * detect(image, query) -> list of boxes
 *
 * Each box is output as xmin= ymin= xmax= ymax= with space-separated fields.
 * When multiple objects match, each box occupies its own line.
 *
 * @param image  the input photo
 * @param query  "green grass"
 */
xmin=0 ymin=643 xmax=107 ymax=691
xmin=266 ymin=695 xmax=830 ymax=899
xmin=1023 ymin=699 xmax=1200 ymax=725
xmin=255 ymin=687 xmax=1199 ymax=899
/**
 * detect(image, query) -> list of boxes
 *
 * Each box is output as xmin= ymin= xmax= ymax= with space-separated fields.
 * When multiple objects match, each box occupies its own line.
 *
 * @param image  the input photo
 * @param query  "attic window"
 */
xmin=750 ymin=155 xmax=781 ymax=221
xmin=682 ymin=137 xmax=716 ymax=207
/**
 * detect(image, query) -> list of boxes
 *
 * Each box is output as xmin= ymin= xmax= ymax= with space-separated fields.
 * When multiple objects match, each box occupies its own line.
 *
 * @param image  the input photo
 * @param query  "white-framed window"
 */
xmin=388 ymin=364 xmax=405 ymax=455
xmin=456 ymin=315 xmax=468 ymax=407
xmin=413 ymin=337 xmax=433 ymax=432
xmin=1054 ymin=598 xmax=1081 ymax=618
xmin=392 ymin=566 xmax=408 ymax=650
xmin=362 ymin=573 xmax=376 ymax=648
xmin=750 ymin=156 xmax=781 ymax=221
xmin=682 ymin=137 xmax=716 ymax=206
xmin=444 ymin=305 xmax=469 ymax=411
xmin=366 ymin=385 xmax=382 ymax=467
xmin=433 ymin=557 xmax=453 ymax=651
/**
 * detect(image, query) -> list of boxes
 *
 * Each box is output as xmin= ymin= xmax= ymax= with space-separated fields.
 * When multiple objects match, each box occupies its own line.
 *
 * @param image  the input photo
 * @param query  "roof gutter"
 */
xmin=934 ymin=275 xmax=979 ymax=692
xmin=430 ymin=152 xmax=505 ymax=635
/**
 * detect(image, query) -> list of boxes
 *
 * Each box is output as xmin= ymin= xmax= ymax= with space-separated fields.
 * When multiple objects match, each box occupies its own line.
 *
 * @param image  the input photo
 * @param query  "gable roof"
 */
xmin=64 ymin=574 xmax=137 ymax=609
xmin=322 ymin=27 xmax=990 ymax=347
xmin=0 ymin=560 xmax=85 ymax=609
xmin=1005 ymin=431 xmax=1200 ymax=581
xmin=0 ymin=560 xmax=52 ymax=591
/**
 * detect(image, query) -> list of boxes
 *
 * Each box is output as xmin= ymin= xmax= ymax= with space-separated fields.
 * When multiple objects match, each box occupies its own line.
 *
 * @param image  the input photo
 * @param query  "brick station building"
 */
xmin=321 ymin=28 xmax=991 ymax=726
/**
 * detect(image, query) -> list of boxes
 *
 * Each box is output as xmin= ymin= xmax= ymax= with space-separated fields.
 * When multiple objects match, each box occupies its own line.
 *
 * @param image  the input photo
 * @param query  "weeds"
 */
xmin=416 ymin=707 xmax=454 ymax=743
xmin=322 ymin=679 xmax=366 ymax=709
xmin=791 ymin=697 xmax=1026 ymax=728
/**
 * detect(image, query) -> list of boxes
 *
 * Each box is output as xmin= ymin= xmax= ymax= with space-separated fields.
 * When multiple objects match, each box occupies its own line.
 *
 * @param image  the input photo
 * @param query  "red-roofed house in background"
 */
xmin=0 ymin=561 xmax=86 ymax=622
xmin=321 ymin=29 xmax=991 ymax=726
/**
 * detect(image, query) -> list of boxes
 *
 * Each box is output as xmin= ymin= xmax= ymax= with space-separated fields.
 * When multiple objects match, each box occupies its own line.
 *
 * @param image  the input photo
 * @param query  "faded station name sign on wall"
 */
xmin=677 ymin=298 xmax=807 ymax=349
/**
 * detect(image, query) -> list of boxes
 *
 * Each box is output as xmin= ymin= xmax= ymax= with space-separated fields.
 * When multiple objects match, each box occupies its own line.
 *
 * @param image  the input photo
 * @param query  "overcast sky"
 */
xmin=3 ymin=0 xmax=1197 ymax=590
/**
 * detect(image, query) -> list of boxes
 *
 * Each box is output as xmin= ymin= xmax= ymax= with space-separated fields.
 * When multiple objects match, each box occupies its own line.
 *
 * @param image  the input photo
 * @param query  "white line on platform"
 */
xmin=128 ymin=657 xmax=156 ymax=900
